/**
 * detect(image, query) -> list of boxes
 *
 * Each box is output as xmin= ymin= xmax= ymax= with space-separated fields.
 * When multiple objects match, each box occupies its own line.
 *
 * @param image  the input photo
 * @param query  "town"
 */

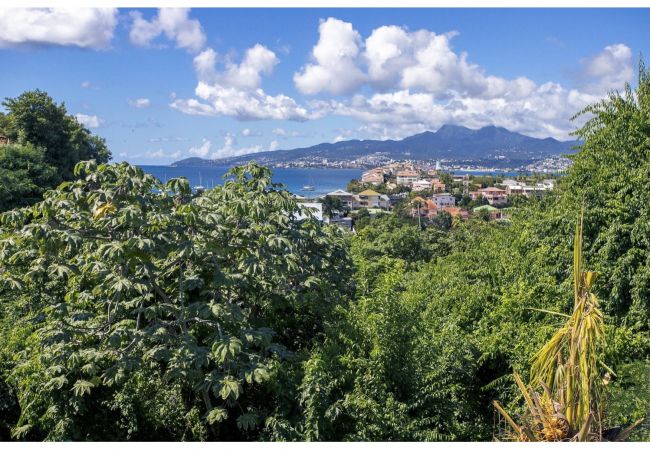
xmin=298 ymin=161 xmax=559 ymax=230
xmin=248 ymin=152 xmax=573 ymax=173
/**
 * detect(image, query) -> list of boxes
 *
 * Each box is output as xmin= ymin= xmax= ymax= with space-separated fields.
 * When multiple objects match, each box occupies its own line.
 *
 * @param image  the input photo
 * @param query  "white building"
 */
xmin=431 ymin=192 xmax=456 ymax=208
xmin=396 ymin=170 xmax=419 ymax=186
xmin=412 ymin=179 xmax=433 ymax=192
xmin=326 ymin=189 xmax=356 ymax=209
xmin=295 ymin=202 xmax=323 ymax=221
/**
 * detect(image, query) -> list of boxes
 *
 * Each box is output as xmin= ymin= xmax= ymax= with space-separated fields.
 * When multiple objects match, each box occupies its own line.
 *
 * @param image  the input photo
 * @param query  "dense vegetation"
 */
xmin=0 ymin=90 xmax=110 ymax=211
xmin=0 ymin=67 xmax=649 ymax=441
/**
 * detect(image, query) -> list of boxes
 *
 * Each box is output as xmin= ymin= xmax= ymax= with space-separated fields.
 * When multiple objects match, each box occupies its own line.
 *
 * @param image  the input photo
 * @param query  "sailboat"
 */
xmin=302 ymin=173 xmax=316 ymax=191
xmin=195 ymin=172 xmax=205 ymax=193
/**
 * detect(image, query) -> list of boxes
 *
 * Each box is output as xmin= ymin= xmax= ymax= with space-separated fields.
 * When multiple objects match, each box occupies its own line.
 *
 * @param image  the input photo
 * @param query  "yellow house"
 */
xmin=356 ymin=189 xmax=390 ymax=209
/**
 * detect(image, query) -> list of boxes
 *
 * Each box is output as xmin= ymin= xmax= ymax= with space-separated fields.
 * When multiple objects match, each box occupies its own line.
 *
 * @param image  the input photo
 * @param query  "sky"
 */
xmin=0 ymin=7 xmax=649 ymax=165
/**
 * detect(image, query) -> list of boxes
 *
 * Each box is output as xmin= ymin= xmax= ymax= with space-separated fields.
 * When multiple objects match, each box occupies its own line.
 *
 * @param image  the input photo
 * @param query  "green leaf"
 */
xmin=206 ymin=407 xmax=228 ymax=424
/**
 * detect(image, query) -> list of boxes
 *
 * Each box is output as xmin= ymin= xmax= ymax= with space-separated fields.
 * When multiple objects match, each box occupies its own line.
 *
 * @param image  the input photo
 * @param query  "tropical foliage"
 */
xmin=0 ymin=63 xmax=649 ymax=441
xmin=0 ymin=162 xmax=351 ymax=440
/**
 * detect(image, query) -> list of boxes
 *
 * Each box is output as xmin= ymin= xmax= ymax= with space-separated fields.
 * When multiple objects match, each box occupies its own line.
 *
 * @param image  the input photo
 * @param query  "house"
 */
xmin=356 ymin=189 xmax=390 ymax=209
xmin=361 ymin=169 xmax=384 ymax=185
xmin=326 ymin=189 xmax=356 ymax=209
xmin=326 ymin=216 xmax=353 ymax=231
xmin=431 ymin=192 xmax=456 ymax=208
xmin=505 ymin=184 xmax=524 ymax=196
xmin=441 ymin=206 xmax=469 ymax=220
xmin=500 ymin=178 xmax=520 ymax=187
xmin=541 ymin=179 xmax=556 ymax=189
xmin=396 ymin=170 xmax=419 ymax=186
xmin=411 ymin=179 xmax=433 ymax=192
xmin=431 ymin=179 xmax=446 ymax=193
xmin=469 ymin=191 xmax=480 ymax=200
xmin=410 ymin=196 xmax=438 ymax=219
xmin=478 ymin=187 xmax=508 ymax=206
xmin=473 ymin=204 xmax=502 ymax=220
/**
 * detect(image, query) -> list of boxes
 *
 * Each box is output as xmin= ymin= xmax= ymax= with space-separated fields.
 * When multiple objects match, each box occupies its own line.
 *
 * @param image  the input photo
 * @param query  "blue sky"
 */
xmin=1 ymin=8 xmax=649 ymax=165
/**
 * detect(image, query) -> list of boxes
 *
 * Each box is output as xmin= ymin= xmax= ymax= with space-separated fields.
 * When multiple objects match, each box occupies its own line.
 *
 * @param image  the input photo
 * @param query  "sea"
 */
xmin=138 ymin=165 xmax=363 ymax=197
xmin=138 ymin=165 xmax=534 ymax=197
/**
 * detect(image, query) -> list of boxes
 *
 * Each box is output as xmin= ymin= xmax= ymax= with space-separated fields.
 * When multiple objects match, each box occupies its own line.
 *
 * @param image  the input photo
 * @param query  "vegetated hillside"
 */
xmin=173 ymin=124 xmax=577 ymax=167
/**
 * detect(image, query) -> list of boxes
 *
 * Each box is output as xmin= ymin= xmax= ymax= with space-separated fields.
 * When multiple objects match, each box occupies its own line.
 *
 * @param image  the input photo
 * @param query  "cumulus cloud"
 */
xmin=208 ymin=134 xmax=264 ymax=159
xmin=579 ymin=43 xmax=633 ymax=95
xmin=172 ymin=14 xmax=633 ymax=142
xmin=172 ymin=44 xmax=316 ymax=121
xmin=269 ymin=140 xmax=280 ymax=151
xmin=241 ymin=128 xmax=262 ymax=137
xmin=293 ymin=19 xmax=633 ymax=140
xmin=128 ymin=98 xmax=151 ymax=108
xmin=81 ymin=80 xmax=92 ymax=89
xmin=294 ymin=18 xmax=366 ymax=95
xmin=75 ymin=113 xmax=102 ymax=128
xmin=188 ymin=138 xmax=211 ymax=157
xmin=0 ymin=8 xmax=117 ymax=49
xmin=129 ymin=8 xmax=206 ymax=53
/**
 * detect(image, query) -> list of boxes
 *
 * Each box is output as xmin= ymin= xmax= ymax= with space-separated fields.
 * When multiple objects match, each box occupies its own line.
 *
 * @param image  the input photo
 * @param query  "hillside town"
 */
xmin=299 ymin=162 xmax=558 ymax=230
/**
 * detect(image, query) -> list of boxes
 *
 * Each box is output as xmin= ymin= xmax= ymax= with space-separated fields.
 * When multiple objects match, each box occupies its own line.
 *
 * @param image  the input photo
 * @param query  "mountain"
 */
xmin=172 ymin=125 xmax=578 ymax=167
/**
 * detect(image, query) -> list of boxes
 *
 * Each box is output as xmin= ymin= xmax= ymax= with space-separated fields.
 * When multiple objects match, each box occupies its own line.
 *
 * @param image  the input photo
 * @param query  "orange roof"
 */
xmin=442 ymin=206 xmax=464 ymax=217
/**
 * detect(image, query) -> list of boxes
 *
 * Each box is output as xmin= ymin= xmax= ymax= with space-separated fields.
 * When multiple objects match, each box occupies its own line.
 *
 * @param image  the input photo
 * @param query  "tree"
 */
xmin=0 ymin=144 xmax=57 ymax=210
xmin=321 ymin=195 xmax=343 ymax=219
xmin=0 ymin=161 xmax=352 ymax=440
xmin=1 ymin=90 xmax=111 ymax=185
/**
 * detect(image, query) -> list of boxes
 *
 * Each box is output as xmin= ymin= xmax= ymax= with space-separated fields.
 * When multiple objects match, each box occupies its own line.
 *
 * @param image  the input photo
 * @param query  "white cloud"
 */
xmin=295 ymin=20 xmax=633 ymax=140
xmin=269 ymin=140 xmax=279 ymax=151
xmin=294 ymin=18 xmax=366 ymax=95
xmin=81 ymin=80 xmax=92 ymax=89
xmin=223 ymin=44 xmax=279 ymax=90
xmin=128 ymin=98 xmax=152 ymax=108
xmin=240 ymin=128 xmax=261 ymax=137
xmin=149 ymin=137 xmax=189 ymax=143
xmin=172 ymin=15 xmax=632 ymax=141
xmin=188 ymin=139 xmax=211 ymax=157
xmin=172 ymin=44 xmax=317 ymax=121
xmin=208 ymin=133 xmax=264 ymax=159
xmin=271 ymin=127 xmax=305 ymax=138
xmin=0 ymin=8 xmax=117 ymax=49
xmin=579 ymin=43 xmax=633 ymax=95
xmin=75 ymin=113 xmax=101 ymax=128
xmin=129 ymin=8 xmax=206 ymax=53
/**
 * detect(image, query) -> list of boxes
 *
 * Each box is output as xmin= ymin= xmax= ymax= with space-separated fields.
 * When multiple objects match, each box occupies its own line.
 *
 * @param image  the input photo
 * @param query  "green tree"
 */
xmin=321 ymin=195 xmax=343 ymax=219
xmin=0 ymin=161 xmax=352 ymax=440
xmin=1 ymin=90 xmax=111 ymax=191
xmin=0 ymin=144 xmax=57 ymax=210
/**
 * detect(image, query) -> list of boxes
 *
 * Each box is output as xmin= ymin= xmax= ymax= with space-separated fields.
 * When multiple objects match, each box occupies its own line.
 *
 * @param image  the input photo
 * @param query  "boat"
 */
xmin=194 ymin=172 xmax=205 ymax=193
xmin=302 ymin=173 xmax=316 ymax=191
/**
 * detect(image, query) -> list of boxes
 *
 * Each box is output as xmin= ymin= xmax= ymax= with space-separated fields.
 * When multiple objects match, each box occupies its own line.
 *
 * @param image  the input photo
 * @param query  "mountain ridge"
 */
xmin=172 ymin=125 xmax=578 ymax=167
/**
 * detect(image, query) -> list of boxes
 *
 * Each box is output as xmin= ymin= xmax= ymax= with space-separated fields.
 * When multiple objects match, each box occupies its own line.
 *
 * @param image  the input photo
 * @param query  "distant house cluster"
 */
xmin=411 ymin=177 xmax=556 ymax=222
xmin=361 ymin=163 xmax=447 ymax=193
xmin=410 ymin=195 xmax=469 ymax=220
xmin=326 ymin=188 xmax=390 ymax=210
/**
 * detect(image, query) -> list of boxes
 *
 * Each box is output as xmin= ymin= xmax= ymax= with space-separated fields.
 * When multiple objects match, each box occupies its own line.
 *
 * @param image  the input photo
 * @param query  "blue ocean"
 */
xmin=138 ymin=165 xmax=363 ymax=197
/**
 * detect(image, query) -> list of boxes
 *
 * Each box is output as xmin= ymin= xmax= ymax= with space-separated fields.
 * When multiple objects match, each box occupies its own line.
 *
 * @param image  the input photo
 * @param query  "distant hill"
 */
xmin=172 ymin=124 xmax=578 ymax=167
